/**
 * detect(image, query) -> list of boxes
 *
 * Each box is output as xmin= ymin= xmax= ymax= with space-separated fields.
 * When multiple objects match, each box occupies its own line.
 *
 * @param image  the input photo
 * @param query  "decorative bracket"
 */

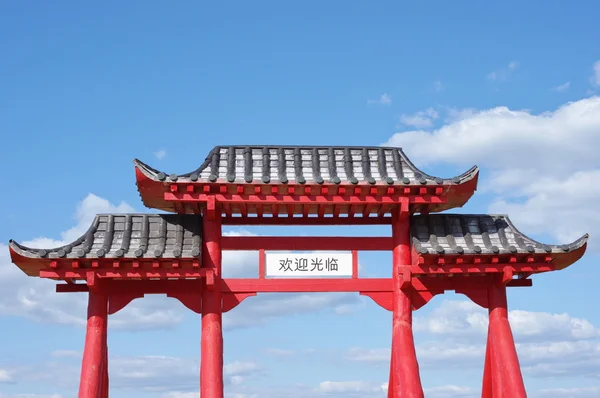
xmin=398 ymin=268 xmax=412 ymax=290
xmin=501 ymin=266 xmax=514 ymax=286
xmin=205 ymin=195 xmax=217 ymax=221
xmin=109 ymin=293 xmax=144 ymax=315
xmin=222 ymin=292 xmax=256 ymax=312
xmin=397 ymin=197 xmax=410 ymax=222
xmin=86 ymin=271 xmax=103 ymax=293
xmin=168 ymin=293 xmax=202 ymax=314
xmin=360 ymin=292 xmax=393 ymax=311
xmin=205 ymin=269 xmax=215 ymax=291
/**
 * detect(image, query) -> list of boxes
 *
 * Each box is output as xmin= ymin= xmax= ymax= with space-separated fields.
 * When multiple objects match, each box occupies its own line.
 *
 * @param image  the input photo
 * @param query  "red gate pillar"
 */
xmin=481 ymin=326 xmax=492 ymax=398
xmin=78 ymin=288 xmax=108 ymax=398
xmin=201 ymin=208 xmax=224 ymax=398
xmin=101 ymin=332 xmax=109 ymax=398
xmin=488 ymin=281 xmax=526 ymax=397
xmin=390 ymin=204 xmax=424 ymax=398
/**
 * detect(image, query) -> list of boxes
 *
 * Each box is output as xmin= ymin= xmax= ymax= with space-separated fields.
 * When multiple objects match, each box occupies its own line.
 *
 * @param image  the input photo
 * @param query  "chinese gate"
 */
xmin=8 ymin=145 xmax=588 ymax=397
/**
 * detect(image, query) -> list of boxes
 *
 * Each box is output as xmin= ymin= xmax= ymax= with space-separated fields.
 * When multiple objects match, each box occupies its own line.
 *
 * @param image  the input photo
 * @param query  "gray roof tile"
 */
xmin=9 ymin=214 xmax=202 ymax=260
xmin=411 ymin=214 xmax=588 ymax=256
xmin=134 ymin=145 xmax=478 ymax=186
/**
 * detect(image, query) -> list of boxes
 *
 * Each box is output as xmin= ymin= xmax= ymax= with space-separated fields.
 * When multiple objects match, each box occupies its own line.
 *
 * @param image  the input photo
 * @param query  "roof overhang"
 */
xmin=134 ymin=145 xmax=479 ymax=215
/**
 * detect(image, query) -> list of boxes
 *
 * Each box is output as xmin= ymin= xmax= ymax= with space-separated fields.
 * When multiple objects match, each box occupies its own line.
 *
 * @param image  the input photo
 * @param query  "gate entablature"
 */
xmin=9 ymin=214 xmax=586 ymax=281
xmin=134 ymin=145 xmax=479 ymax=217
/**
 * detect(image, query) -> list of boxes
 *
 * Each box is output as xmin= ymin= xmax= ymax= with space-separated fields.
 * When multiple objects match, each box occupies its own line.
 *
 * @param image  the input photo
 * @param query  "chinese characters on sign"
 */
xmin=265 ymin=252 xmax=354 ymax=277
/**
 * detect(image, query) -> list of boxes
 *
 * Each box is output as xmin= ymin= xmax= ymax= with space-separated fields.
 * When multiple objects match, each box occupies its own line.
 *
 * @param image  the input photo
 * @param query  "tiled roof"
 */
xmin=10 ymin=213 xmax=586 ymax=262
xmin=9 ymin=214 xmax=202 ymax=260
xmin=134 ymin=145 xmax=479 ymax=186
xmin=411 ymin=214 xmax=588 ymax=256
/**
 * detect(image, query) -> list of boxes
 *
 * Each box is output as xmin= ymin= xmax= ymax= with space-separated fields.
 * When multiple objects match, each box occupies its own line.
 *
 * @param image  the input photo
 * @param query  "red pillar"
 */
xmin=201 ymin=211 xmax=224 ymax=398
xmin=387 ymin=352 xmax=395 ymax=398
xmin=488 ymin=282 xmax=526 ymax=397
xmin=78 ymin=290 xmax=108 ymax=398
xmin=390 ymin=206 xmax=424 ymax=398
xmin=101 ymin=335 xmax=109 ymax=398
xmin=481 ymin=325 xmax=492 ymax=398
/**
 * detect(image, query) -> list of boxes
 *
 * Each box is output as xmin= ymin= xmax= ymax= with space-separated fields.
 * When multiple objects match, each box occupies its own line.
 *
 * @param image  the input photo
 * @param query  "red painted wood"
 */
xmin=168 ymin=293 xmax=202 ymax=314
xmin=108 ymin=293 xmax=144 ymax=315
xmin=488 ymin=282 xmax=526 ymax=397
xmin=352 ymin=251 xmax=359 ymax=279
xmin=222 ymin=236 xmax=392 ymax=251
xmin=201 ymin=213 xmax=224 ymax=398
xmin=165 ymin=192 xmax=447 ymax=205
xmin=412 ymin=289 xmax=443 ymax=311
xmin=222 ymin=292 xmax=256 ymax=312
xmin=456 ymin=288 xmax=489 ymax=309
xmin=222 ymin=278 xmax=393 ymax=292
xmin=360 ymin=292 xmax=394 ymax=311
xmin=481 ymin=326 xmax=492 ymax=398
xmin=54 ymin=276 xmax=531 ymax=296
xmin=41 ymin=269 xmax=208 ymax=280
xmin=101 ymin=334 xmax=109 ymax=398
xmin=390 ymin=204 xmax=424 ymax=398
xmin=78 ymin=290 xmax=108 ymax=398
xmin=40 ymin=261 xmax=545 ymax=282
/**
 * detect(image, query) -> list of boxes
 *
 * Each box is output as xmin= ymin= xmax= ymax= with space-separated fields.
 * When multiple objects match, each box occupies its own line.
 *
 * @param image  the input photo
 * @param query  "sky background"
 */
xmin=1 ymin=1 xmax=600 ymax=397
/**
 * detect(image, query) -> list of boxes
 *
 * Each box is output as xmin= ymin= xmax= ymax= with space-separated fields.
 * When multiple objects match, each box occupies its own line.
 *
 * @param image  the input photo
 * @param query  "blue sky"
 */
xmin=1 ymin=1 xmax=600 ymax=397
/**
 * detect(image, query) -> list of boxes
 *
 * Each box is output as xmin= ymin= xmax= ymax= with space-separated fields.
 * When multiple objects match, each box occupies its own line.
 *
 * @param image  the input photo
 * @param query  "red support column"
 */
xmin=390 ymin=204 xmax=424 ymax=398
xmin=78 ymin=289 xmax=108 ymax=398
xmin=101 ymin=333 xmax=109 ymax=398
xmin=488 ymin=282 xmax=526 ymax=397
xmin=201 ymin=209 xmax=224 ymax=398
xmin=481 ymin=325 xmax=492 ymax=398
xmin=387 ymin=349 xmax=395 ymax=397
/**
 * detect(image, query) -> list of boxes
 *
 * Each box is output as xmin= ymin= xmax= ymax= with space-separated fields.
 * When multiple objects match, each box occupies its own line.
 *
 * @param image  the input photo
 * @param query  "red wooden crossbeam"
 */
xmin=414 ymin=254 xmax=556 ymax=267
xmin=41 ymin=261 xmax=553 ymax=281
xmin=167 ymin=183 xmax=448 ymax=197
xmin=41 ymin=269 xmax=209 ymax=280
xmin=221 ymin=236 xmax=392 ymax=251
xmin=164 ymin=192 xmax=446 ymax=205
xmin=410 ymin=264 xmax=554 ymax=275
xmin=54 ymin=276 xmax=532 ymax=294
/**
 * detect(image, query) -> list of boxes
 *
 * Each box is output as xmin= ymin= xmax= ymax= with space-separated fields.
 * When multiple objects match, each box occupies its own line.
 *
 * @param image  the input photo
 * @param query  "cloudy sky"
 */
xmin=1 ymin=1 xmax=600 ymax=397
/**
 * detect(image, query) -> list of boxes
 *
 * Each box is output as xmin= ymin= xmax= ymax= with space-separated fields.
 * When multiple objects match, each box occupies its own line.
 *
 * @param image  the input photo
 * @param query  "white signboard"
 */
xmin=265 ymin=252 xmax=354 ymax=278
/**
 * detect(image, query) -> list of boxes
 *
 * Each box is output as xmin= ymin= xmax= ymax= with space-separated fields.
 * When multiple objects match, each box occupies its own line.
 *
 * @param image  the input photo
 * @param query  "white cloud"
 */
xmin=49 ymin=350 xmax=80 ymax=358
xmin=536 ymin=386 xmax=600 ymax=397
xmin=345 ymin=299 xmax=600 ymax=379
xmin=552 ymin=82 xmax=570 ymax=92
xmin=0 ymin=368 xmax=14 ymax=383
xmin=424 ymin=385 xmax=476 ymax=398
xmin=433 ymin=80 xmax=444 ymax=93
xmin=398 ymin=108 xmax=439 ymax=128
xmin=384 ymin=95 xmax=600 ymax=247
xmin=154 ymin=149 xmax=167 ymax=160
xmin=315 ymin=380 xmax=384 ymax=394
xmin=264 ymin=348 xmax=296 ymax=357
xmin=487 ymin=60 xmax=519 ymax=81
xmin=1 ymin=194 xmax=363 ymax=331
xmin=2 ymin=352 xmax=261 ymax=394
xmin=161 ymin=393 xmax=199 ymax=398
xmin=368 ymin=93 xmax=392 ymax=106
xmin=0 ymin=395 xmax=63 ymax=398
xmin=224 ymin=292 xmax=363 ymax=330
xmin=591 ymin=60 xmax=600 ymax=87
xmin=1 ymin=194 xmax=183 ymax=330
xmin=412 ymin=299 xmax=600 ymax=343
